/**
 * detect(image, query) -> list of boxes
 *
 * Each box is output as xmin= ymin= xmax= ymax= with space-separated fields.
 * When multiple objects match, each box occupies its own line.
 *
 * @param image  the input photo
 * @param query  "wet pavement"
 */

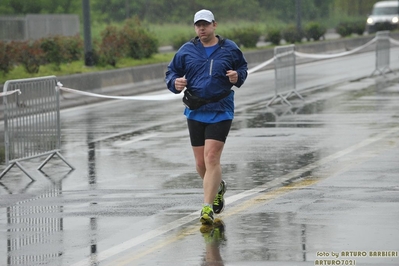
xmin=0 ymin=48 xmax=399 ymax=266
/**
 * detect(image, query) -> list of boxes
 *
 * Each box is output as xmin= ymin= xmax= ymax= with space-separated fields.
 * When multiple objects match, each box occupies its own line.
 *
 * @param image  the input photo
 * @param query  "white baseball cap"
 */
xmin=194 ymin=9 xmax=215 ymax=24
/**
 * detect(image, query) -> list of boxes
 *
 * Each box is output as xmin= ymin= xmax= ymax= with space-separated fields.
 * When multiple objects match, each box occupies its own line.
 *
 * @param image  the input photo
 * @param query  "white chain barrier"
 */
xmin=0 ymin=89 xmax=21 ymax=97
xmin=295 ymin=37 xmax=377 ymax=59
xmin=53 ymin=35 xmax=399 ymax=101
xmin=57 ymin=82 xmax=181 ymax=101
xmin=247 ymin=57 xmax=276 ymax=74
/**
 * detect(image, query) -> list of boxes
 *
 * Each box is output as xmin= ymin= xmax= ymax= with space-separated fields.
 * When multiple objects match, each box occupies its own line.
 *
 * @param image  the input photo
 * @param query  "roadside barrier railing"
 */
xmin=19 ymin=31 xmax=399 ymax=112
xmin=0 ymin=76 xmax=74 ymax=181
xmin=261 ymin=31 xmax=398 ymax=106
xmin=246 ymin=34 xmax=380 ymax=107
xmin=266 ymin=44 xmax=304 ymax=107
xmin=370 ymin=31 xmax=392 ymax=77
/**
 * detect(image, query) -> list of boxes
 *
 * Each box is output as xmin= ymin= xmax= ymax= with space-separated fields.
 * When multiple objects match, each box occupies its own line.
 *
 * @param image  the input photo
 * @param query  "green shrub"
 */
xmin=40 ymin=36 xmax=64 ymax=70
xmin=63 ymin=35 xmax=84 ymax=62
xmin=122 ymin=18 xmax=159 ymax=60
xmin=336 ymin=22 xmax=353 ymax=37
xmin=336 ymin=20 xmax=365 ymax=37
xmin=16 ymin=40 xmax=44 ymax=74
xmin=352 ymin=21 xmax=365 ymax=36
xmin=125 ymin=30 xmax=158 ymax=59
xmin=229 ymin=27 xmax=261 ymax=48
xmin=304 ymin=22 xmax=326 ymax=41
xmin=96 ymin=18 xmax=160 ymax=66
xmin=266 ymin=28 xmax=281 ymax=46
xmin=171 ymin=34 xmax=193 ymax=50
xmin=40 ymin=35 xmax=84 ymax=69
xmin=282 ymin=25 xmax=304 ymax=43
xmin=0 ymin=41 xmax=14 ymax=74
xmin=219 ymin=30 xmax=235 ymax=43
xmin=97 ymin=25 xmax=124 ymax=67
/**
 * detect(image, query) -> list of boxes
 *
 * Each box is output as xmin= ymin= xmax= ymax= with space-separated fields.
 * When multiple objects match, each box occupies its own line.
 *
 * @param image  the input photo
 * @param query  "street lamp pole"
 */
xmin=296 ymin=0 xmax=302 ymax=33
xmin=82 ymin=0 xmax=94 ymax=66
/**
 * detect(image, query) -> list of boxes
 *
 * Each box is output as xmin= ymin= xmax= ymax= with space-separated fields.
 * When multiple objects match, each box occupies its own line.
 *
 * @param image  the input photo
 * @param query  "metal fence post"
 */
xmin=267 ymin=44 xmax=304 ymax=107
xmin=370 ymin=31 xmax=392 ymax=77
xmin=0 ymin=76 xmax=74 ymax=180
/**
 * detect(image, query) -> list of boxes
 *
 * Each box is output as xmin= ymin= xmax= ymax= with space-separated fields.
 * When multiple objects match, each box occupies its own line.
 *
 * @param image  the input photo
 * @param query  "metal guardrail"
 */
xmin=370 ymin=31 xmax=392 ymax=77
xmin=267 ymin=44 xmax=304 ymax=107
xmin=266 ymin=30 xmax=396 ymax=107
xmin=0 ymin=76 xmax=74 ymax=180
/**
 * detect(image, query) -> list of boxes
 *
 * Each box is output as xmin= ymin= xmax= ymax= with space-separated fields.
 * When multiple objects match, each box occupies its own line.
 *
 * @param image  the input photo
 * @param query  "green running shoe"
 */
xmin=213 ymin=180 xmax=227 ymax=214
xmin=200 ymin=205 xmax=214 ymax=225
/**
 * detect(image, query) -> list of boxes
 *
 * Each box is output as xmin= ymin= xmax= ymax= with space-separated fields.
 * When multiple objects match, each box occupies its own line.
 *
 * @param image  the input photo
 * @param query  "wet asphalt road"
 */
xmin=0 ymin=48 xmax=399 ymax=266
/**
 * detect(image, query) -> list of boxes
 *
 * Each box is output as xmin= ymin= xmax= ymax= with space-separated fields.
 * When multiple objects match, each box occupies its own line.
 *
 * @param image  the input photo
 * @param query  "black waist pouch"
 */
xmin=183 ymin=90 xmax=230 ymax=110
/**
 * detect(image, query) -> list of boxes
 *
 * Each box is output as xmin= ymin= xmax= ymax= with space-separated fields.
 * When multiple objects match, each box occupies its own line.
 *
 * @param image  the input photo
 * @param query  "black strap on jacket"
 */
xmin=182 ymin=89 xmax=231 ymax=110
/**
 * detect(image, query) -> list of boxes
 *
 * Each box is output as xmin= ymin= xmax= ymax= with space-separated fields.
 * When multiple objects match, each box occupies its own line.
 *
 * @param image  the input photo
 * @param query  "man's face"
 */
xmin=194 ymin=20 xmax=217 ymax=43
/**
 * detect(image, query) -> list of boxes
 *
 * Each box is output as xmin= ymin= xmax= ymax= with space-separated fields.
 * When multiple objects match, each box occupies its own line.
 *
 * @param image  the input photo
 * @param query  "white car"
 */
xmin=366 ymin=1 xmax=399 ymax=33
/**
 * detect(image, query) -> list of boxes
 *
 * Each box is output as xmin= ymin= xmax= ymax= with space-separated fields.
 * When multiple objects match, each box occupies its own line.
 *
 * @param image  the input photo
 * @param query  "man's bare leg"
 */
xmin=193 ymin=139 xmax=224 ymax=205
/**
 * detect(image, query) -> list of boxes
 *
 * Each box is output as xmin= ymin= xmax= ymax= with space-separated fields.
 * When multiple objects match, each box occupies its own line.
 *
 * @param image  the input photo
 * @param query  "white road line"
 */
xmin=113 ymin=133 xmax=160 ymax=147
xmin=71 ymin=126 xmax=399 ymax=266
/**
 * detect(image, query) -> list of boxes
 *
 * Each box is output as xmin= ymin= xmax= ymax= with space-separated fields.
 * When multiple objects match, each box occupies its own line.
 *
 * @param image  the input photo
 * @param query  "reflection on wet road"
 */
xmin=0 ymin=54 xmax=399 ymax=266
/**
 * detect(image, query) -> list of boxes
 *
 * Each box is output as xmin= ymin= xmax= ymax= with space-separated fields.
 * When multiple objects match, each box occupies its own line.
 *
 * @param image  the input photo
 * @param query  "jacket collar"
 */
xmin=191 ymin=35 xmax=225 ymax=46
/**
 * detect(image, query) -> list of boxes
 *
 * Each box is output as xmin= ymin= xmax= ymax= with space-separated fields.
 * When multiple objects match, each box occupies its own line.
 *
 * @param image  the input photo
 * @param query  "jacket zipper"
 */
xmin=209 ymin=59 xmax=213 ymax=76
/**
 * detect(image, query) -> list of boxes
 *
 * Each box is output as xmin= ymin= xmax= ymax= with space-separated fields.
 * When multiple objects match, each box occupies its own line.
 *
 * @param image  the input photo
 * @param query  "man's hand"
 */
xmin=175 ymin=77 xmax=187 ymax=91
xmin=226 ymin=70 xmax=238 ymax=84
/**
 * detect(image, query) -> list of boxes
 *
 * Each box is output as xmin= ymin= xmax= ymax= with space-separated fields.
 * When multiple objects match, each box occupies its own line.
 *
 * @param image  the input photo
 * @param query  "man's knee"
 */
xmin=204 ymin=150 xmax=221 ymax=167
xmin=205 ymin=140 xmax=224 ymax=164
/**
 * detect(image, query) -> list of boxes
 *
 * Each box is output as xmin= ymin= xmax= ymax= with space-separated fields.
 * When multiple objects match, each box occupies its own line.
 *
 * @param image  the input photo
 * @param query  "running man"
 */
xmin=165 ymin=9 xmax=248 ymax=224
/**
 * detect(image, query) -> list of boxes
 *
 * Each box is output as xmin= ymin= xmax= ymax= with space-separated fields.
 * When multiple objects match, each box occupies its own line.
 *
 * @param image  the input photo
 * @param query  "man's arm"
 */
xmin=229 ymin=43 xmax=248 ymax=88
xmin=233 ymin=52 xmax=248 ymax=88
xmin=165 ymin=53 xmax=186 ymax=94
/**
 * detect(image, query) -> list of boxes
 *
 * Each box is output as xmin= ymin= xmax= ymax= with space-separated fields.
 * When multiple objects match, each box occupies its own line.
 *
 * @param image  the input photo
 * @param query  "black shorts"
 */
xmin=187 ymin=119 xmax=232 ymax=147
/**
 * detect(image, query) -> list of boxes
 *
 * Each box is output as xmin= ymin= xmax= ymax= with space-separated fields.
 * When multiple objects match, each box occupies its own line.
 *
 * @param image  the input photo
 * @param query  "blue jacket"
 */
xmin=165 ymin=35 xmax=248 ymax=113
